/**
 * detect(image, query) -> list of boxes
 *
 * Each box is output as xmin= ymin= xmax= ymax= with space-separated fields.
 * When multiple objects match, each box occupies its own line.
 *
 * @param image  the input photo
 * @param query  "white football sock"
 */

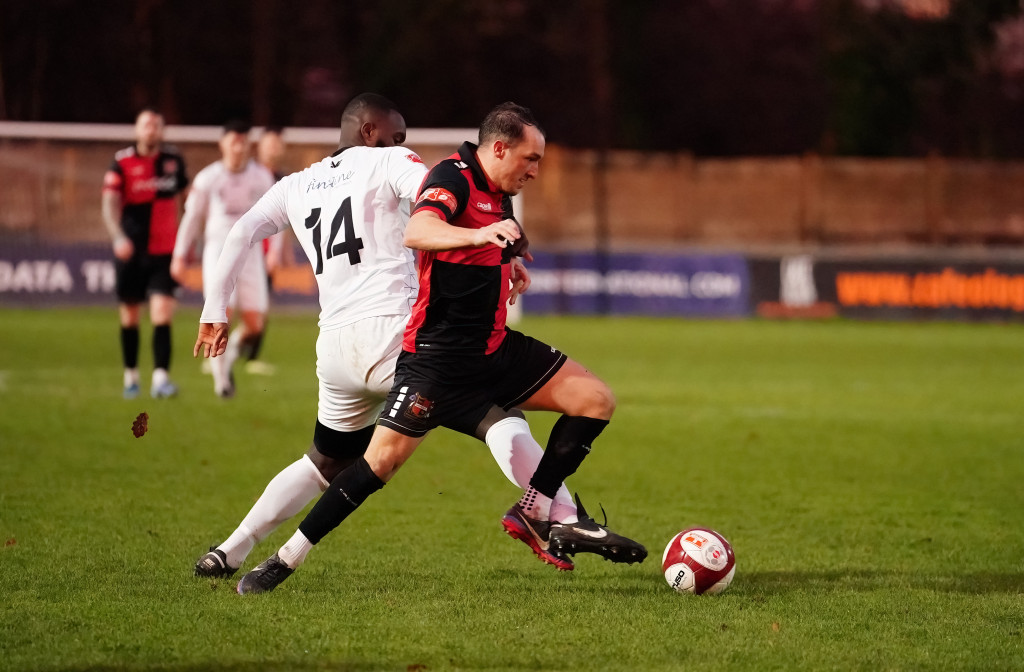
xmin=486 ymin=417 xmax=577 ymax=524
xmin=518 ymin=486 xmax=553 ymax=521
xmin=123 ymin=368 xmax=140 ymax=387
xmin=151 ymin=367 xmax=169 ymax=388
xmin=209 ymin=352 xmax=231 ymax=394
xmin=278 ymin=529 xmax=313 ymax=569
xmin=218 ymin=455 xmax=328 ymax=569
xmin=226 ymin=326 xmax=244 ymax=365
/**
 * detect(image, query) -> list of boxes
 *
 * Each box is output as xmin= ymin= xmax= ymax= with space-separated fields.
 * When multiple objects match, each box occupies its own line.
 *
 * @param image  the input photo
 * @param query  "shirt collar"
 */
xmin=457 ymin=141 xmax=501 ymax=194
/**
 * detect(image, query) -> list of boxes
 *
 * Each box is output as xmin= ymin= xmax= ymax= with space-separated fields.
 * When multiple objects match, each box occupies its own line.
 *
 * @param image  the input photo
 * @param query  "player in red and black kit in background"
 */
xmin=235 ymin=102 xmax=646 ymax=594
xmin=102 ymin=109 xmax=189 ymax=399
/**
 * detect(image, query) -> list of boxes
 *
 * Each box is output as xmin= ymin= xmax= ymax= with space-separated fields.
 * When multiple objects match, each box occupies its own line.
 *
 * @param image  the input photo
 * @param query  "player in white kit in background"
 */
xmin=171 ymin=120 xmax=278 ymax=397
xmin=192 ymin=94 xmax=598 ymax=579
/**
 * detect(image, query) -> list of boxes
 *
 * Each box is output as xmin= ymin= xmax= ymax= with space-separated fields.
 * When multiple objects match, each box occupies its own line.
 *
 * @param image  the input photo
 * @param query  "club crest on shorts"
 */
xmin=404 ymin=393 xmax=434 ymax=420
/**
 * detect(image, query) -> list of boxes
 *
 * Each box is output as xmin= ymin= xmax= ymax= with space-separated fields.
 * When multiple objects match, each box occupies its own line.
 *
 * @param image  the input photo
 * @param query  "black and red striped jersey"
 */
xmin=403 ymin=142 xmax=524 ymax=355
xmin=103 ymin=145 xmax=188 ymax=255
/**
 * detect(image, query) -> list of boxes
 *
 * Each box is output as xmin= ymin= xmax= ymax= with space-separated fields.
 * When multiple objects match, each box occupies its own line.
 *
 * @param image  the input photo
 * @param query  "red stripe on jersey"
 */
xmin=148 ymin=199 xmax=179 ymax=254
xmin=404 ymin=143 xmax=517 ymax=355
xmin=437 ymin=244 xmax=502 ymax=266
xmin=402 ymin=251 xmax=434 ymax=353
xmin=118 ymin=154 xmax=159 ymax=205
xmin=413 ymin=204 xmax=449 ymax=220
xmin=487 ymin=262 xmax=512 ymax=353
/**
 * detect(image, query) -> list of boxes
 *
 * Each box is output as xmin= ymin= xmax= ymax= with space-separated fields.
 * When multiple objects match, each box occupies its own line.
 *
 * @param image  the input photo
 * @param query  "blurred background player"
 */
xmin=256 ymin=125 xmax=287 ymax=182
xmin=102 ymin=109 xmax=189 ymax=399
xmin=170 ymin=120 xmax=277 ymax=397
xmin=240 ymin=125 xmax=293 ymax=376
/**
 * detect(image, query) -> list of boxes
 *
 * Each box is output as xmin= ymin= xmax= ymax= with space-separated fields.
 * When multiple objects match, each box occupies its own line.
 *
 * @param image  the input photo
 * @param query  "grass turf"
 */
xmin=1 ymin=308 xmax=1022 ymax=671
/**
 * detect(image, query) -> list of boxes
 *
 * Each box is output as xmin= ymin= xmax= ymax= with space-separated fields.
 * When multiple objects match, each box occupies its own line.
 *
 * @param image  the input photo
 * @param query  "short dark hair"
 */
xmin=262 ymin=124 xmax=285 ymax=136
xmin=135 ymin=108 xmax=163 ymax=122
xmin=479 ymin=102 xmax=544 ymax=146
xmin=222 ymin=119 xmax=252 ymax=136
xmin=342 ymin=93 xmax=400 ymax=122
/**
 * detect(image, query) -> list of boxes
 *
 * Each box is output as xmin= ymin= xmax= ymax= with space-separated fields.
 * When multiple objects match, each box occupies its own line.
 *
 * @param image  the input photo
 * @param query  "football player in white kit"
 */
xmin=192 ymin=94 xmax=606 ymax=580
xmin=171 ymin=120 xmax=278 ymax=397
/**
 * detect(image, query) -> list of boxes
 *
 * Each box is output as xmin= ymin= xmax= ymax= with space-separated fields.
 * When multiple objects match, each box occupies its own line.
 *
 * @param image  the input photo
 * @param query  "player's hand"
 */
xmin=509 ymin=257 xmax=531 ymax=306
xmin=113 ymin=236 xmax=134 ymax=261
xmin=194 ymin=322 xmax=229 ymax=359
xmin=474 ymin=219 xmax=521 ymax=250
xmin=169 ymin=256 xmax=187 ymax=283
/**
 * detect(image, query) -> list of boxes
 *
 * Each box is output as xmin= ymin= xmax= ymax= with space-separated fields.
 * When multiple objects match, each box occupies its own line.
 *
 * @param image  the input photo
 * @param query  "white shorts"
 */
xmin=203 ymin=242 xmax=268 ymax=313
xmin=316 ymin=313 xmax=408 ymax=432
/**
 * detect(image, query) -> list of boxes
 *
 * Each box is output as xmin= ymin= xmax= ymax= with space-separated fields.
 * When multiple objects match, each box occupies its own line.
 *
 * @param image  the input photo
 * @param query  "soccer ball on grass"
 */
xmin=662 ymin=527 xmax=735 ymax=595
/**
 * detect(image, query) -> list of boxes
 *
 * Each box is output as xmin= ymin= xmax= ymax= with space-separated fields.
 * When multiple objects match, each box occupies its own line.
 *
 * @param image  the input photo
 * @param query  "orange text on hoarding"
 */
xmin=836 ymin=268 xmax=1024 ymax=311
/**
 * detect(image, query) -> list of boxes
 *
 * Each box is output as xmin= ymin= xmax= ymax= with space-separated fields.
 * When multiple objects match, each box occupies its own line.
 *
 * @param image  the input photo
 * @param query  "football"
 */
xmin=662 ymin=527 xmax=736 ymax=595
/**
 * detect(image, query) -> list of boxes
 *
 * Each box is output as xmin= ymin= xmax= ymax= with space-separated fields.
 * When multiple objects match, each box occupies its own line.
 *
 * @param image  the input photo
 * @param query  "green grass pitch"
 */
xmin=1 ymin=307 xmax=1022 ymax=671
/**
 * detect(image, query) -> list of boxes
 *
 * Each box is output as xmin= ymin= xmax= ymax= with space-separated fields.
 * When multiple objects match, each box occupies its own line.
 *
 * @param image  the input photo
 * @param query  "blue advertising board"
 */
xmin=522 ymin=251 xmax=750 ymax=317
xmin=1 ymin=243 xmax=751 ymax=317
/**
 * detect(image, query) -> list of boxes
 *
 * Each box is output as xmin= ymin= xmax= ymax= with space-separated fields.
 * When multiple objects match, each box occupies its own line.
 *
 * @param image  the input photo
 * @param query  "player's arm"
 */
xmin=403 ymin=209 xmax=522 ymax=251
xmin=196 ymin=180 xmax=290 ymax=358
xmin=171 ymin=183 xmax=209 ymax=282
xmin=101 ymin=168 xmax=133 ymax=261
xmin=400 ymin=160 xmax=519 ymax=251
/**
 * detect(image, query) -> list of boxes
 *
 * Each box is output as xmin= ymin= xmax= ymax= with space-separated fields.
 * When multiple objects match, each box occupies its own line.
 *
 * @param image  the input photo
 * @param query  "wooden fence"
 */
xmin=3 ymin=136 xmax=1024 ymax=251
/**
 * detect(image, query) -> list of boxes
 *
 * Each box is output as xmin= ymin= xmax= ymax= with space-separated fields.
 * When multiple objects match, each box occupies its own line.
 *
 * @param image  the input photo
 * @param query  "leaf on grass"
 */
xmin=132 ymin=412 xmax=149 ymax=438
xmin=4 ymin=538 xmax=15 ymax=547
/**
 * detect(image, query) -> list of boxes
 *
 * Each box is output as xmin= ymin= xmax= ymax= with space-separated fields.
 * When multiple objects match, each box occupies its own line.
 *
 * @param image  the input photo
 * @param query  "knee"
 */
xmin=364 ymin=450 xmax=406 ymax=482
xmin=586 ymin=382 xmax=616 ymax=420
xmin=242 ymin=312 xmax=265 ymax=333
xmin=306 ymin=445 xmax=350 ymax=483
xmin=570 ymin=381 xmax=615 ymax=420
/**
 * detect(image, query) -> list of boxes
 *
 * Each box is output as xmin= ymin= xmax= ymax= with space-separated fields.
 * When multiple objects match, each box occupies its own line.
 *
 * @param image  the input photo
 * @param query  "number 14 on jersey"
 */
xmin=304 ymin=196 xmax=364 ymax=274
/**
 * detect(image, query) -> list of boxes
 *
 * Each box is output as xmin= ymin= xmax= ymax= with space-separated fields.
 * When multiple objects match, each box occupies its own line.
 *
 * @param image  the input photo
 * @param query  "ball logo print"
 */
xmin=662 ymin=527 xmax=735 ymax=595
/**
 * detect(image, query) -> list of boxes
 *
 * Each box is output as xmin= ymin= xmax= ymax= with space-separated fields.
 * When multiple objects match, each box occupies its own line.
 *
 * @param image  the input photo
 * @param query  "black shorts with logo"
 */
xmin=115 ymin=254 xmax=177 ymax=303
xmin=378 ymin=329 xmax=567 ymax=437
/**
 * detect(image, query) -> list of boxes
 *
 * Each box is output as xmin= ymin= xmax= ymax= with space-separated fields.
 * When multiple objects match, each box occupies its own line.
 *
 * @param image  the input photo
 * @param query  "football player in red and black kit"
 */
xmin=102 ymin=109 xmax=189 ymax=399
xmin=235 ymin=102 xmax=645 ymax=594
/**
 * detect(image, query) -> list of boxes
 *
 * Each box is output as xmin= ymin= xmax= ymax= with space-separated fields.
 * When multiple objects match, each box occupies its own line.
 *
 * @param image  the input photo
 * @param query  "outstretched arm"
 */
xmin=199 ymin=181 xmax=289 ymax=325
xmin=403 ymin=210 xmax=522 ymax=252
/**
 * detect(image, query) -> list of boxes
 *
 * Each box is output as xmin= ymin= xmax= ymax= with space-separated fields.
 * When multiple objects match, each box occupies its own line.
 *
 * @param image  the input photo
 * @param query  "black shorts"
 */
xmin=115 ymin=254 xmax=177 ymax=303
xmin=378 ymin=329 xmax=567 ymax=437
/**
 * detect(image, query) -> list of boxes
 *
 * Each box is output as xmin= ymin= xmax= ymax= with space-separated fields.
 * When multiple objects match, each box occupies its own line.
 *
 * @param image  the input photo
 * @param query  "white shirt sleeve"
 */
xmin=388 ymin=148 xmax=429 ymax=201
xmin=199 ymin=177 xmax=292 ymax=324
xmin=173 ymin=168 xmax=211 ymax=260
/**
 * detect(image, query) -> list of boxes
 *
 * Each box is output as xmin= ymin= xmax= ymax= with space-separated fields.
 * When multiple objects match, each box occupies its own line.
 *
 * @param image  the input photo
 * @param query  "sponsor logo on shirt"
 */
xmin=128 ymin=175 xmax=180 ymax=194
xmin=475 ymin=201 xmax=493 ymax=211
xmin=406 ymin=154 xmax=424 ymax=164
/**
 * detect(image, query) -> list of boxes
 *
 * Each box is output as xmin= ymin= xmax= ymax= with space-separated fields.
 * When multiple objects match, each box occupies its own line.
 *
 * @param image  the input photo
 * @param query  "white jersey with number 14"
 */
xmin=201 ymin=146 xmax=428 ymax=330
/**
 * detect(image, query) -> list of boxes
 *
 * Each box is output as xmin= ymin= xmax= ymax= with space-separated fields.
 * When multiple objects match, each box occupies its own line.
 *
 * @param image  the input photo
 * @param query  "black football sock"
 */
xmin=529 ymin=415 xmax=609 ymax=498
xmin=120 ymin=326 xmax=140 ymax=369
xmin=239 ymin=330 xmax=264 ymax=361
xmin=298 ymin=456 xmax=385 ymax=544
xmin=152 ymin=324 xmax=172 ymax=371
